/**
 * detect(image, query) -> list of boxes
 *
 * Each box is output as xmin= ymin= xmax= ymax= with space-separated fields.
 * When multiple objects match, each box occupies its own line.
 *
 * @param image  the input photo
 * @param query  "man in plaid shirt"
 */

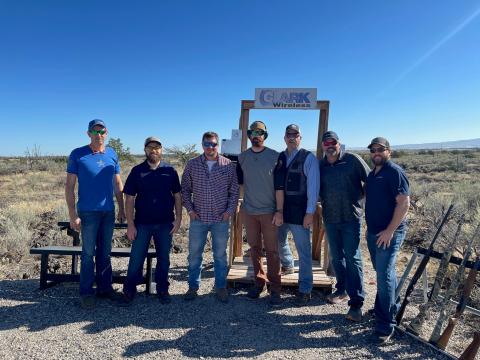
xmin=181 ymin=131 xmax=239 ymax=303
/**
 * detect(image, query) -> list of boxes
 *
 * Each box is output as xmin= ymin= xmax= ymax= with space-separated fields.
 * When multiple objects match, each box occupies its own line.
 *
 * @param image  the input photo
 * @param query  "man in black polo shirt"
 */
xmin=365 ymin=136 xmax=410 ymax=344
xmin=120 ymin=136 xmax=182 ymax=305
xmin=320 ymin=130 xmax=370 ymax=322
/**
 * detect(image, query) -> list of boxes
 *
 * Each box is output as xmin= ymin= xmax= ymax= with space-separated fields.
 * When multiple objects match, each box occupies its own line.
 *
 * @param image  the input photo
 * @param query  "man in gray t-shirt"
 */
xmin=237 ymin=121 xmax=284 ymax=305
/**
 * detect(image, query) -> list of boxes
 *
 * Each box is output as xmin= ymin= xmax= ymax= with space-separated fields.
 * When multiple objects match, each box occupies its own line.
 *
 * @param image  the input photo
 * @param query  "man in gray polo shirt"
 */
xmin=237 ymin=121 xmax=284 ymax=306
xmin=320 ymin=130 xmax=370 ymax=322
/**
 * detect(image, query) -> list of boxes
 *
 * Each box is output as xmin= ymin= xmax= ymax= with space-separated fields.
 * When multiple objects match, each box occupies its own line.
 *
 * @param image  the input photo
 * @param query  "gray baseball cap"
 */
xmin=368 ymin=137 xmax=390 ymax=149
xmin=144 ymin=136 xmax=162 ymax=147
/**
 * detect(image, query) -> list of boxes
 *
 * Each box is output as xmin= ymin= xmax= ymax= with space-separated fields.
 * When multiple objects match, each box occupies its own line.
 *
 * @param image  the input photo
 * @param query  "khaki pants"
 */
xmin=244 ymin=213 xmax=281 ymax=293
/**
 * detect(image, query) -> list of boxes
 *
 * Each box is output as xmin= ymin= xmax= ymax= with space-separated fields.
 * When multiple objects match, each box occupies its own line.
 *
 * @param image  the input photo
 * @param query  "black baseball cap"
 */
xmin=368 ymin=137 xmax=390 ymax=149
xmin=285 ymin=124 xmax=300 ymax=133
xmin=322 ymin=130 xmax=339 ymax=142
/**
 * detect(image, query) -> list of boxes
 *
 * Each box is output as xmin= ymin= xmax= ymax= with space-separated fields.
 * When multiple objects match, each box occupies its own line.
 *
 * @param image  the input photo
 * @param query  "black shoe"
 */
xmin=96 ymin=289 xmax=123 ymax=301
xmin=184 ymin=288 xmax=198 ymax=301
xmin=115 ymin=293 xmax=133 ymax=307
xmin=269 ymin=291 xmax=282 ymax=306
xmin=345 ymin=306 xmax=362 ymax=322
xmin=371 ymin=329 xmax=395 ymax=345
xmin=158 ymin=291 xmax=172 ymax=304
xmin=295 ymin=292 xmax=311 ymax=306
xmin=246 ymin=285 xmax=266 ymax=299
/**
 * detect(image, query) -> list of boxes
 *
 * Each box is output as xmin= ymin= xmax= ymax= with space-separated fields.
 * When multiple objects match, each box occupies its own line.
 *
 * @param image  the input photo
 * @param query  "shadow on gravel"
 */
xmin=0 ymin=272 xmax=449 ymax=359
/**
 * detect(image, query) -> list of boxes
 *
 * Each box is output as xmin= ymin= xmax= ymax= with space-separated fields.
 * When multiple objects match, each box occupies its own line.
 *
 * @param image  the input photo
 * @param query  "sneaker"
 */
xmin=269 ymin=291 xmax=282 ymax=306
xmin=371 ymin=329 xmax=395 ymax=345
xmin=295 ymin=292 xmax=311 ymax=306
xmin=96 ymin=289 xmax=123 ymax=302
xmin=115 ymin=293 xmax=133 ymax=307
xmin=281 ymin=266 xmax=295 ymax=275
xmin=345 ymin=306 xmax=362 ymax=322
xmin=158 ymin=291 xmax=172 ymax=304
xmin=246 ymin=285 xmax=266 ymax=299
xmin=326 ymin=290 xmax=349 ymax=304
xmin=80 ymin=295 xmax=96 ymax=309
xmin=216 ymin=288 xmax=229 ymax=303
xmin=184 ymin=288 xmax=198 ymax=301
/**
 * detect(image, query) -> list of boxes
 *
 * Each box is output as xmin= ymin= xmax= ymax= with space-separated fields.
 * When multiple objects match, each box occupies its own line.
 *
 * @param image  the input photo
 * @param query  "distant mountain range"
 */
xmin=393 ymin=138 xmax=480 ymax=150
xmin=348 ymin=138 xmax=480 ymax=151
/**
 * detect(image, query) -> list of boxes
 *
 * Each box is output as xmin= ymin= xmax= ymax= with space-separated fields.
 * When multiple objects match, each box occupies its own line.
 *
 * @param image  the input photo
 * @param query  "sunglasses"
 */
xmin=286 ymin=132 xmax=300 ymax=139
xmin=90 ymin=129 xmax=106 ymax=135
xmin=203 ymin=141 xmax=218 ymax=148
xmin=145 ymin=145 xmax=162 ymax=151
xmin=247 ymin=129 xmax=266 ymax=137
xmin=370 ymin=147 xmax=387 ymax=154
xmin=323 ymin=139 xmax=337 ymax=146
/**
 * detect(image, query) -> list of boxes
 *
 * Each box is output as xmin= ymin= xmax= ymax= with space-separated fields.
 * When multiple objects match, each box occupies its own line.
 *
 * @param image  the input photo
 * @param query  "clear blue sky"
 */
xmin=1 ymin=0 xmax=479 ymax=155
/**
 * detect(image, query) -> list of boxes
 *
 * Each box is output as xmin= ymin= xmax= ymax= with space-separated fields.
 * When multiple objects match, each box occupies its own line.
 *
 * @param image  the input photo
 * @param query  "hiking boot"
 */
xmin=295 ymin=292 xmax=311 ymax=306
xmin=115 ymin=293 xmax=133 ymax=307
xmin=371 ymin=329 xmax=395 ymax=345
xmin=216 ymin=288 xmax=229 ymax=303
xmin=246 ymin=285 xmax=266 ymax=299
xmin=158 ymin=291 xmax=172 ymax=304
xmin=345 ymin=306 xmax=362 ymax=322
xmin=326 ymin=290 xmax=349 ymax=304
xmin=96 ymin=289 xmax=123 ymax=302
xmin=80 ymin=295 xmax=96 ymax=310
xmin=184 ymin=288 xmax=198 ymax=301
xmin=269 ymin=291 xmax=282 ymax=306
xmin=281 ymin=266 xmax=295 ymax=276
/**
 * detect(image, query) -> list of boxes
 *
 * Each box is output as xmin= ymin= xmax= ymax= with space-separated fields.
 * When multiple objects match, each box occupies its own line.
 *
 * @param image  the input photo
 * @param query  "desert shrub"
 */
xmin=108 ymin=137 xmax=133 ymax=162
xmin=165 ymin=144 xmax=199 ymax=168
xmin=391 ymin=150 xmax=408 ymax=158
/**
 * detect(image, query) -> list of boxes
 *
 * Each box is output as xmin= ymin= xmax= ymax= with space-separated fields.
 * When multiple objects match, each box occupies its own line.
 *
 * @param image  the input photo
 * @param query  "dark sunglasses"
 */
xmin=247 ymin=129 xmax=266 ymax=137
xmin=286 ymin=132 xmax=300 ymax=139
xmin=90 ymin=129 xmax=106 ymax=135
xmin=370 ymin=147 xmax=387 ymax=154
xmin=323 ymin=139 xmax=337 ymax=146
xmin=145 ymin=145 xmax=162 ymax=151
xmin=203 ymin=141 xmax=218 ymax=148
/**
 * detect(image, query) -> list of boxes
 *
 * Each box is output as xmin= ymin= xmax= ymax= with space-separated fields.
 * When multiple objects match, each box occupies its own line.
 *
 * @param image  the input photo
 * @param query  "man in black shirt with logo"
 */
xmin=119 ymin=136 xmax=182 ymax=305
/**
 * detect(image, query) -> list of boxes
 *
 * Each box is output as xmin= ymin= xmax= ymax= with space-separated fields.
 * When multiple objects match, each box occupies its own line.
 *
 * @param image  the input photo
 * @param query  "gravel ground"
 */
xmin=0 ymin=247 xmax=465 ymax=360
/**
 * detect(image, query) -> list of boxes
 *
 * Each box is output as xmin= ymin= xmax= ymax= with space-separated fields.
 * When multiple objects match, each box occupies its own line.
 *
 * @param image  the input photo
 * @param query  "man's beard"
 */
xmin=251 ymin=138 xmax=263 ymax=147
xmin=147 ymin=153 xmax=161 ymax=163
xmin=325 ymin=147 xmax=338 ymax=156
xmin=372 ymin=155 xmax=387 ymax=166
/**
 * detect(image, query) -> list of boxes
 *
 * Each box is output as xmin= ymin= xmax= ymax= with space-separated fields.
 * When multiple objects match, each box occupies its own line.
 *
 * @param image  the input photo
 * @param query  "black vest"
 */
xmin=278 ymin=149 xmax=309 ymax=225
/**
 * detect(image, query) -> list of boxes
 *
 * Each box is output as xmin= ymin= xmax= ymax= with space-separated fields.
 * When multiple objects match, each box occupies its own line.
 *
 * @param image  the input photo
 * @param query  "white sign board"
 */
xmin=254 ymin=88 xmax=317 ymax=109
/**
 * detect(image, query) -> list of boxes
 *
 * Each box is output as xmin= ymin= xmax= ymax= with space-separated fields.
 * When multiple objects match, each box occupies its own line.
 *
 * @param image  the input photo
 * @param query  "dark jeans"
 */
xmin=324 ymin=218 xmax=365 ymax=309
xmin=78 ymin=210 xmax=115 ymax=296
xmin=124 ymin=223 xmax=173 ymax=296
xmin=367 ymin=228 xmax=406 ymax=335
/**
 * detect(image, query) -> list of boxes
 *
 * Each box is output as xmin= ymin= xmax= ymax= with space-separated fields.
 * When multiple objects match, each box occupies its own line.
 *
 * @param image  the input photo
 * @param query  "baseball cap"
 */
xmin=368 ymin=137 xmax=390 ymax=149
xmin=144 ymin=136 xmax=162 ymax=147
xmin=285 ymin=124 xmax=300 ymax=133
xmin=249 ymin=121 xmax=267 ymax=131
xmin=88 ymin=119 xmax=106 ymax=131
xmin=322 ymin=130 xmax=339 ymax=142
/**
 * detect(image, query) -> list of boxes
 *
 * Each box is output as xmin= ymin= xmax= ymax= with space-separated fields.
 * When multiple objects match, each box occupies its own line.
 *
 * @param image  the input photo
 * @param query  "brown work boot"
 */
xmin=345 ymin=306 xmax=362 ymax=322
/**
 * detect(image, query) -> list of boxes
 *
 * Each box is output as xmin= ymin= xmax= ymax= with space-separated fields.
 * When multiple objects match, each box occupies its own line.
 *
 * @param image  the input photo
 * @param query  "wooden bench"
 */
xmin=29 ymin=223 xmax=156 ymax=294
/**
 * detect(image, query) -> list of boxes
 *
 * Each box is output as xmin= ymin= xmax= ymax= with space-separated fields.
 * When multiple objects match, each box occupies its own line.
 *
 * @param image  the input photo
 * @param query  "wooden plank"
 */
xmin=30 ymin=246 xmax=156 ymax=257
xmin=227 ymin=256 xmax=333 ymax=288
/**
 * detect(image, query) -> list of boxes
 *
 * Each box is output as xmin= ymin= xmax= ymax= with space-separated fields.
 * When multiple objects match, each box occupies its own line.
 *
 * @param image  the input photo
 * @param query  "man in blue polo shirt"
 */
xmin=365 ymin=136 xmax=410 ymax=345
xmin=119 ymin=136 xmax=182 ymax=305
xmin=66 ymin=119 xmax=126 ymax=309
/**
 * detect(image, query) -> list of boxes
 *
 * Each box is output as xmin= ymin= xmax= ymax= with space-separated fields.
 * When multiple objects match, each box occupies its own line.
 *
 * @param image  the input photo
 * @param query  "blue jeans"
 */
xmin=324 ymin=218 xmax=365 ymax=308
xmin=188 ymin=220 xmax=229 ymax=289
xmin=78 ymin=210 xmax=115 ymax=296
xmin=123 ymin=223 xmax=173 ymax=296
xmin=278 ymin=223 xmax=313 ymax=294
xmin=367 ymin=228 xmax=406 ymax=335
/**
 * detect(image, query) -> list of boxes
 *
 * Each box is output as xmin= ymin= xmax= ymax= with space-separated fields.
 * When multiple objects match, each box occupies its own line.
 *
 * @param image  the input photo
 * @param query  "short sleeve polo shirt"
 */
xmin=123 ymin=161 xmax=181 ymax=225
xmin=66 ymin=145 xmax=120 ymax=211
xmin=365 ymin=160 xmax=410 ymax=234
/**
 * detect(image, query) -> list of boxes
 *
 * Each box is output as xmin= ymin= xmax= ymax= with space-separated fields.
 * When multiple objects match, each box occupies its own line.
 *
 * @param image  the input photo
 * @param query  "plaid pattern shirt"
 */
xmin=181 ymin=154 xmax=239 ymax=223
